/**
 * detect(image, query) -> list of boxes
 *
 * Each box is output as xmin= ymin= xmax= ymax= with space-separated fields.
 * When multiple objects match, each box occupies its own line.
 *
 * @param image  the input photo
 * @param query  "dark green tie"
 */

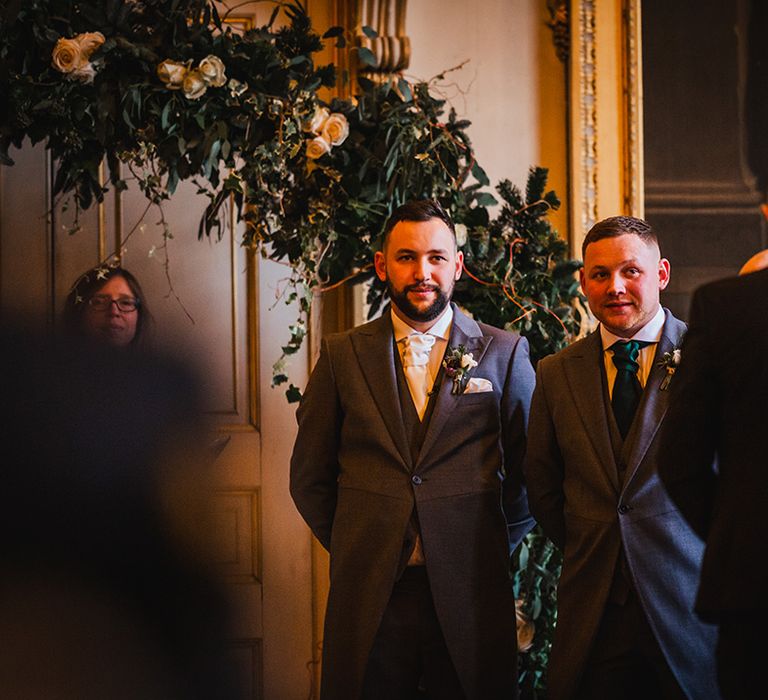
xmin=610 ymin=340 xmax=649 ymax=439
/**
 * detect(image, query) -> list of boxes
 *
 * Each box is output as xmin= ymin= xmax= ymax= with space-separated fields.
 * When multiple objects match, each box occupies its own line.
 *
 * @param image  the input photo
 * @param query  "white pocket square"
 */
xmin=463 ymin=377 xmax=493 ymax=394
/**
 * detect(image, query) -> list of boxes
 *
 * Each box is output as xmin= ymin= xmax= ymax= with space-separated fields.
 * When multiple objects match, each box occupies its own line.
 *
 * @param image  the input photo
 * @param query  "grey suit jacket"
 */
xmin=524 ymin=309 xmax=719 ymax=700
xmin=290 ymin=304 xmax=535 ymax=700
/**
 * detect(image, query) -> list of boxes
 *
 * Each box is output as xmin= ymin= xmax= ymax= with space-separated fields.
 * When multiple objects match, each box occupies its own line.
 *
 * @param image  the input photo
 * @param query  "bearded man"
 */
xmin=290 ymin=199 xmax=536 ymax=699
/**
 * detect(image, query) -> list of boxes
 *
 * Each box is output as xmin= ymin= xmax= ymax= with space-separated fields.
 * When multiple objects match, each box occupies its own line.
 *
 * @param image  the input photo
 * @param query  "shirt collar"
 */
xmin=600 ymin=305 xmax=665 ymax=351
xmin=390 ymin=304 xmax=454 ymax=342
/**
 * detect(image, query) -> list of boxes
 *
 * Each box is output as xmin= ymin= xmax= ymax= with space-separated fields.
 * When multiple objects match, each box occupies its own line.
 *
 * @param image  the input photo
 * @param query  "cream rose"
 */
xmin=51 ymin=32 xmax=105 ymax=79
xmin=71 ymin=63 xmax=97 ymax=83
xmin=182 ymin=69 xmax=207 ymax=99
xmin=52 ymin=37 xmax=86 ymax=74
xmin=77 ymin=31 xmax=105 ymax=58
xmin=304 ymin=106 xmax=329 ymax=134
xmin=198 ymin=55 xmax=226 ymax=87
xmin=454 ymin=223 xmax=468 ymax=247
xmin=157 ymin=59 xmax=189 ymax=90
xmin=321 ymin=112 xmax=349 ymax=147
xmin=306 ymin=135 xmax=331 ymax=160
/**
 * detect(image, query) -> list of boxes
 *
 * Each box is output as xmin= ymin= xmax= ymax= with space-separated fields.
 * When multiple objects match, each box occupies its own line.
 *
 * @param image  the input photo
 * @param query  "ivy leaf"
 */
xmin=356 ymin=46 xmax=377 ymax=67
xmin=286 ymin=384 xmax=302 ymax=403
xmin=396 ymin=78 xmax=412 ymax=102
xmin=161 ymin=100 xmax=173 ymax=130
xmin=361 ymin=25 xmax=378 ymax=39
xmin=471 ymin=162 xmax=490 ymax=186
xmin=474 ymin=192 xmax=498 ymax=207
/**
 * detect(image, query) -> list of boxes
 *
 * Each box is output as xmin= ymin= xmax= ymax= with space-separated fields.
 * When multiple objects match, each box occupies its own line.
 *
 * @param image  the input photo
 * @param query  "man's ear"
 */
xmin=374 ymin=250 xmax=387 ymax=282
xmin=658 ymin=258 xmax=671 ymax=290
xmin=579 ymin=267 xmax=586 ymax=293
xmin=454 ymin=250 xmax=464 ymax=281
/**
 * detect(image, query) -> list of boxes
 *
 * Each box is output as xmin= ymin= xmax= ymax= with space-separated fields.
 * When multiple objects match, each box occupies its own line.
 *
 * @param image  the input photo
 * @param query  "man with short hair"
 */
xmin=659 ymin=260 xmax=768 ymax=699
xmin=524 ymin=216 xmax=719 ymax=699
xmin=290 ymin=199 xmax=536 ymax=699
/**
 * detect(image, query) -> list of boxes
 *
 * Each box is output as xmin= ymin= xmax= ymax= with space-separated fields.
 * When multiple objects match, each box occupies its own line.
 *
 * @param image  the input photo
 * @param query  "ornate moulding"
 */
xmin=569 ymin=0 xmax=644 ymax=256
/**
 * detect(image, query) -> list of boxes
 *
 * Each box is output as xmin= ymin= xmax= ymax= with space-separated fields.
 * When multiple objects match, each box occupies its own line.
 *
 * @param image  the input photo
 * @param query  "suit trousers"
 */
xmin=360 ymin=566 xmax=465 ymax=700
xmin=575 ymin=588 xmax=685 ymax=700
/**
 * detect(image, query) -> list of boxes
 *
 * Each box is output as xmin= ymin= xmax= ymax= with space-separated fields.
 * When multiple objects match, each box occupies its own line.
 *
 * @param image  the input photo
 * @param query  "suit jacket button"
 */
xmin=618 ymin=504 xmax=631 ymax=514
xmin=411 ymin=475 xmax=422 ymax=485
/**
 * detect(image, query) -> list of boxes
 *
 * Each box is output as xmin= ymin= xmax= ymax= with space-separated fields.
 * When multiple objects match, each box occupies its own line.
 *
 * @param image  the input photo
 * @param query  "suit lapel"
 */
xmin=349 ymin=315 xmax=412 ymax=469
xmin=621 ymin=310 xmax=686 ymax=489
xmin=415 ymin=307 xmax=491 ymax=466
xmin=563 ymin=331 xmax=620 ymax=493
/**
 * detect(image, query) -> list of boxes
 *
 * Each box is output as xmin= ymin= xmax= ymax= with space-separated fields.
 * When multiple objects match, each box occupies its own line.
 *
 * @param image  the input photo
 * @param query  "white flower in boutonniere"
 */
xmin=657 ymin=347 xmax=681 ymax=391
xmin=443 ymin=344 xmax=478 ymax=395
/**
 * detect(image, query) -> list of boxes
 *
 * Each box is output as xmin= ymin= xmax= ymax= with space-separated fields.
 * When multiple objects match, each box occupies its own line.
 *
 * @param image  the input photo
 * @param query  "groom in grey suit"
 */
xmin=290 ymin=200 xmax=535 ymax=699
xmin=524 ymin=216 xmax=719 ymax=699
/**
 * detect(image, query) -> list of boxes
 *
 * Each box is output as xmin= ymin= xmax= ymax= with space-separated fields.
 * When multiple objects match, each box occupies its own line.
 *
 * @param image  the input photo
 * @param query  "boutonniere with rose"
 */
xmin=442 ymin=345 xmax=478 ymax=394
xmin=657 ymin=347 xmax=681 ymax=390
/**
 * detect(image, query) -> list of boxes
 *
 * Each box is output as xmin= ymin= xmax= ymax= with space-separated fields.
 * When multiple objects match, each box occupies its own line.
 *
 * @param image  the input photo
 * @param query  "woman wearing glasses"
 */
xmin=64 ymin=265 xmax=151 ymax=348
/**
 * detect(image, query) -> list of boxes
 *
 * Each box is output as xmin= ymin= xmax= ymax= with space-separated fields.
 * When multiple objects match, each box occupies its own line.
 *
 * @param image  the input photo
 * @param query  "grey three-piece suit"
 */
xmin=290 ymin=304 xmax=535 ymax=699
xmin=524 ymin=309 xmax=719 ymax=699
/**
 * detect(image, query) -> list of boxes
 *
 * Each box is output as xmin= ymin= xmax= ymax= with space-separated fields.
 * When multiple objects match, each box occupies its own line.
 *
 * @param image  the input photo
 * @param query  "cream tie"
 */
xmin=402 ymin=333 xmax=436 ymax=420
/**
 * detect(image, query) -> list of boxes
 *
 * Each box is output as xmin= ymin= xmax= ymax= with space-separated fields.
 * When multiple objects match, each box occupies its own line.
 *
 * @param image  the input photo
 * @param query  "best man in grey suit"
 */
xmin=524 ymin=216 xmax=719 ymax=699
xmin=290 ymin=200 xmax=536 ymax=699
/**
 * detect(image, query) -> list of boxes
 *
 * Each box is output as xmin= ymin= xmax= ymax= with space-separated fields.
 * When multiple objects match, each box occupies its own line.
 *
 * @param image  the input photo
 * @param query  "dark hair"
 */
xmin=63 ymin=265 xmax=152 ymax=348
xmin=581 ymin=215 xmax=659 ymax=258
xmin=381 ymin=199 xmax=456 ymax=249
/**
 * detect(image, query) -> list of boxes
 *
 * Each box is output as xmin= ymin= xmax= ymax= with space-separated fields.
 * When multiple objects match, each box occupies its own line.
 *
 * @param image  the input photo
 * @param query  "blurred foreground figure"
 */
xmin=659 ymin=266 xmax=768 ymax=699
xmin=0 ymin=321 xmax=240 ymax=699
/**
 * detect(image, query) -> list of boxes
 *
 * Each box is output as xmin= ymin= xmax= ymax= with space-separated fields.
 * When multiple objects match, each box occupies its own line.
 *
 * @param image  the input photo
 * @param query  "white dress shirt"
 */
xmin=600 ymin=305 xmax=665 ymax=398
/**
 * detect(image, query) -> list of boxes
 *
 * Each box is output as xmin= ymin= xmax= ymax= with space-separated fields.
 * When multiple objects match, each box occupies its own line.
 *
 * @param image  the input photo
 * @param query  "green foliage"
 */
xmin=512 ymin=528 xmax=563 ymax=698
xmin=0 ymin=0 xmax=332 ymax=217
xmin=453 ymin=167 xmax=583 ymax=365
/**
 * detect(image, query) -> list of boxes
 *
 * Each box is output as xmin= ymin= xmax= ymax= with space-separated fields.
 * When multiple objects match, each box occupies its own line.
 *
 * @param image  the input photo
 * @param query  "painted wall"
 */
xmin=406 ymin=0 xmax=569 ymax=237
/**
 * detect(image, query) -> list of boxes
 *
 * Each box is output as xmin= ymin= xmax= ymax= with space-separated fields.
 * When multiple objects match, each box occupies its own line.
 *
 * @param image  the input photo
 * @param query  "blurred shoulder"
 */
xmin=694 ymin=268 xmax=768 ymax=306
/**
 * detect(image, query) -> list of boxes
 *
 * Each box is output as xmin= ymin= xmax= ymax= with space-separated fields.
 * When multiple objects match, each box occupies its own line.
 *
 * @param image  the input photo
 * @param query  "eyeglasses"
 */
xmin=87 ymin=295 xmax=140 ymax=313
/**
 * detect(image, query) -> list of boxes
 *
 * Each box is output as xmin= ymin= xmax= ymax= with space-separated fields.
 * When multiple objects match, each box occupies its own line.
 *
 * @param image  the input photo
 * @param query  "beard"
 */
xmin=386 ymin=280 xmax=452 ymax=324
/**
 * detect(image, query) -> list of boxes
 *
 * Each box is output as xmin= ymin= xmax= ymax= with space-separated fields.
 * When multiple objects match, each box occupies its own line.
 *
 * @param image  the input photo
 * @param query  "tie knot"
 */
xmin=403 ymin=333 xmax=435 ymax=366
xmin=610 ymin=340 xmax=649 ymax=372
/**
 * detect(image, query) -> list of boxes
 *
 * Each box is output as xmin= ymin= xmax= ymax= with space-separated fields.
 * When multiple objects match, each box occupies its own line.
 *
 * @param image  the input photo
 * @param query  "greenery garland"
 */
xmin=0 ymin=0 xmax=333 ymax=220
xmin=0 ymin=2 xmax=581 ymax=694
